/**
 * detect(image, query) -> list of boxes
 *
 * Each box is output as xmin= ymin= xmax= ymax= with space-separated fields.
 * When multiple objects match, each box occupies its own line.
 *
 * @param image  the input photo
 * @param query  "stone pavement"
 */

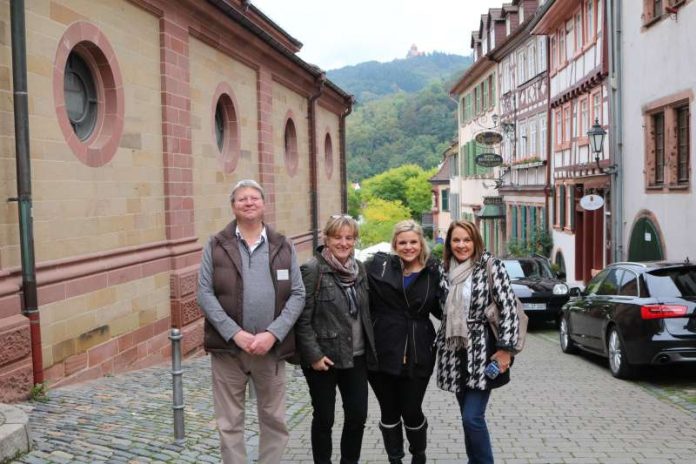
xmin=8 ymin=331 xmax=696 ymax=464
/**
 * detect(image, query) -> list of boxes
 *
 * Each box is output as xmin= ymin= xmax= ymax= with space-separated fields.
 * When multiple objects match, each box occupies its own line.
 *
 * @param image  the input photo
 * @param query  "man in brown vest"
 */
xmin=197 ymin=179 xmax=305 ymax=463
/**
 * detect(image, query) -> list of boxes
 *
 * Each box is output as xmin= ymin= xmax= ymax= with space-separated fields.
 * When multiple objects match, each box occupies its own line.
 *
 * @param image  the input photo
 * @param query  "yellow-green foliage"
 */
xmin=359 ymin=198 xmax=411 ymax=246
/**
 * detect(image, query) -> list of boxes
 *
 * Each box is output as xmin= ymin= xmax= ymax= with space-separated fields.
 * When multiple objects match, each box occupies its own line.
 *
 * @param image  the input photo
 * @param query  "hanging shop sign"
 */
xmin=475 ymin=152 xmax=504 ymax=168
xmin=475 ymin=130 xmax=504 ymax=145
xmin=579 ymin=194 xmax=605 ymax=211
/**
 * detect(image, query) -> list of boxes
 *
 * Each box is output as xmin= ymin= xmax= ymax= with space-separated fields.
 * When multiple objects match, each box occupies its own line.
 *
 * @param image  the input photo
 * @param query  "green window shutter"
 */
xmin=483 ymin=79 xmax=489 ymax=112
xmin=483 ymin=221 xmax=489 ymax=248
xmin=490 ymin=75 xmax=496 ymax=108
xmin=442 ymin=190 xmax=449 ymax=211
xmin=541 ymin=206 xmax=547 ymax=231
xmin=468 ymin=141 xmax=476 ymax=176
xmin=467 ymin=94 xmax=473 ymax=120
xmin=569 ymin=186 xmax=575 ymax=231
xmin=530 ymin=207 xmax=537 ymax=241
xmin=521 ymin=206 xmax=527 ymax=241
xmin=558 ymin=185 xmax=566 ymax=229
xmin=511 ymin=207 xmax=518 ymax=239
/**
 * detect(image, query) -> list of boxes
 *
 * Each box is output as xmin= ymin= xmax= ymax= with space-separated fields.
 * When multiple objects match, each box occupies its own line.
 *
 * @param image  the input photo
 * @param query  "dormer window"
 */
xmin=519 ymin=5 xmax=525 ymax=23
xmin=506 ymin=17 xmax=511 ymax=36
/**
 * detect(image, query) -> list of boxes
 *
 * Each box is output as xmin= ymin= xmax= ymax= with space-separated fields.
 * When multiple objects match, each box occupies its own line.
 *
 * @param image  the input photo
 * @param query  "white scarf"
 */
xmin=444 ymin=257 xmax=474 ymax=350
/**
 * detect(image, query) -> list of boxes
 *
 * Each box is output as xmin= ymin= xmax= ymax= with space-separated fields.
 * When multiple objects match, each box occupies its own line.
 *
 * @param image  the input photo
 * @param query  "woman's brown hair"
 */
xmin=443 ymin=220 xmax=485 ymax=271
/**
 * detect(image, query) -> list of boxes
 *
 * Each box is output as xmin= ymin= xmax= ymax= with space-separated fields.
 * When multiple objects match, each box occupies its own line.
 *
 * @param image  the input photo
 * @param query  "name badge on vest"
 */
xmin=277 ymin=269 xmax=289 ymax=281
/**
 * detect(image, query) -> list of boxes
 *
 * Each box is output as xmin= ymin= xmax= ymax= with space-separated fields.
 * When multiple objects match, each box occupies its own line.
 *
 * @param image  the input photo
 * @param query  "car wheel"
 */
xmin=607 ymin=327 xmax=635 ymax=379
xmin=559 ymin=315 xmax=578 ymax=354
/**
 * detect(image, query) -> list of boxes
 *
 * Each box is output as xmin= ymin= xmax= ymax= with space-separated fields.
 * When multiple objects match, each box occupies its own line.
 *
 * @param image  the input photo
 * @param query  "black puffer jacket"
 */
xmin=366 ymin=252 xmax=446 ymax=378
xmin=296 ymin=249 xmax=378 ymax=370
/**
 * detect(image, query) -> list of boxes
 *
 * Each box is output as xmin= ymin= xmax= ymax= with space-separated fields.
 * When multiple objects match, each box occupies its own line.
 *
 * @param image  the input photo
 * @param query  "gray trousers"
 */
xmin=211 ymin=352 xmax=288 ymax=463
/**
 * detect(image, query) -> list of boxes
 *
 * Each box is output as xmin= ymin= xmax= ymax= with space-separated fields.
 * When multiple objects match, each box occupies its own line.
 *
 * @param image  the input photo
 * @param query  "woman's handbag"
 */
xmin=483 ymin=258 xmax=528 ymax=355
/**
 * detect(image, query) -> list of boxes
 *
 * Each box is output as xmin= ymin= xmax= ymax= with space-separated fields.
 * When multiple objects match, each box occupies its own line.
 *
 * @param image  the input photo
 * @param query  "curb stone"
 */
xmin=0 ymin=403 xmax=31 ymax=463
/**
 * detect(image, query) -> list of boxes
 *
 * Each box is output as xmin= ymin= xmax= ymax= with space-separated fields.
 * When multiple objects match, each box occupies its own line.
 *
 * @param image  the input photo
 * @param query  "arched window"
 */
xmin=324 ymin=133 xmax=333 ymax=179
xmin=284 ymin=118 xmax=298 ymax=176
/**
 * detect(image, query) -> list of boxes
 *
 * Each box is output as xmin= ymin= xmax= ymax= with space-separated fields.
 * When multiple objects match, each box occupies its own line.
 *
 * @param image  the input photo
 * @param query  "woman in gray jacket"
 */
xmin=296 ymin=215 xmax=378 ymax=464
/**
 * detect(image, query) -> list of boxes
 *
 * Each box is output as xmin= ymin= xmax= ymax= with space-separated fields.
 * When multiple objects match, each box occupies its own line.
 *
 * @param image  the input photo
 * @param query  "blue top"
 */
xmin=403 ymin=271 xmax=420 ymax=289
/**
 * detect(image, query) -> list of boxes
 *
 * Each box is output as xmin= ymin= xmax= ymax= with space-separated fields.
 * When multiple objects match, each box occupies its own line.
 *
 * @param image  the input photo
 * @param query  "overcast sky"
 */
xmin=252 ymin=0 xmax=506 ymax=70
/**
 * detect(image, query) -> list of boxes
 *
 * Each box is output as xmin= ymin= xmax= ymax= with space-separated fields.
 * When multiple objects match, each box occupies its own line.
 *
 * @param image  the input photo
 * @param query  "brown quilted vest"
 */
xmin=203 ymin=221 xmax=295 ymax=359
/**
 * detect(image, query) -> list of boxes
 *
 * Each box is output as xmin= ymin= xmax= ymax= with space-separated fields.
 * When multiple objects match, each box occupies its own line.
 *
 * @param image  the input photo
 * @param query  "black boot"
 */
xmin=379 ymin=421 xmax=405 ymax=464
xmin=404 ymin=419 xmax=427 ymax=464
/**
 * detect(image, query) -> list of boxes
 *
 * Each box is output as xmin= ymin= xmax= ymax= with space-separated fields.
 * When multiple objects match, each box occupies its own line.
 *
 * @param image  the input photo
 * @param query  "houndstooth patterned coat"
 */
xmin=435 ymin=251 xmax=519 ymax=392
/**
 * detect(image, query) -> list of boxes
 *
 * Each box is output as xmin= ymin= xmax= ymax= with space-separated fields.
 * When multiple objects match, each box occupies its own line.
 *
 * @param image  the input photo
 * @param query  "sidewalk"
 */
xmin=7 ymin=332 xmax=696 ymax=463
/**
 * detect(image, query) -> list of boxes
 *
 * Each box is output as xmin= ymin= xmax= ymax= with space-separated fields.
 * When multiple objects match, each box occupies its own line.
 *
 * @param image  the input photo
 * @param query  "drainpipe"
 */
xmin=607 ymin=0 xmax=624 ymax=262
xmin=10 ymin=0 xmax=43 ymax=385
xmin=339 ymin=96 xmax=355 ymax=214
xmin=308 ymin=73 xmax=325 ymax=251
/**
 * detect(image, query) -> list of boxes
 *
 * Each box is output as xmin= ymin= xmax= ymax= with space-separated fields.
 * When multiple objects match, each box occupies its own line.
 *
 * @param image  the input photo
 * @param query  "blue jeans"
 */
xmin=455 ymin=388 xmax=493 ymax=464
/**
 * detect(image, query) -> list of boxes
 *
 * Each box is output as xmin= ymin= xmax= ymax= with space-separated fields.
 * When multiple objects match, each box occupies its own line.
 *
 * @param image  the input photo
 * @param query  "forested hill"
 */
xmin=327 ymin=52 xmax=471 ymax=102
xmin=330 ymin=52 xmax=471 ymax=181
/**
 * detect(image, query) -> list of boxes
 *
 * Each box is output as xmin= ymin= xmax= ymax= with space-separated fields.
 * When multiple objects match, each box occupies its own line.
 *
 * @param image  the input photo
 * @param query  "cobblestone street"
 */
xmin=13 ymin=330 xmax=696 ymax=464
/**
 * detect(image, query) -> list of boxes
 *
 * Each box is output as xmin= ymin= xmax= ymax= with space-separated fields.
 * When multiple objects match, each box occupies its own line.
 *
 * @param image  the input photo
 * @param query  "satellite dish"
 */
xmin=579 ymin=194 xmax=604 ymax=211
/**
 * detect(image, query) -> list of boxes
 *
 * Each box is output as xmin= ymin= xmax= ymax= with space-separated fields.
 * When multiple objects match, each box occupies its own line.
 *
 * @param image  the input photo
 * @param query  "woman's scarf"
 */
xmin=321 ymin=247 xmax=359 ymax=318
xmin=444 ymin=257 xmax=475 ymax=350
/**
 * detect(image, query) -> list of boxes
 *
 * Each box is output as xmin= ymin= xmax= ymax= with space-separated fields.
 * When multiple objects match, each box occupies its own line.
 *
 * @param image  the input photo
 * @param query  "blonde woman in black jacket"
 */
xmin=296 ymin=215 xmax=378 ymax=464
xmin=366 ymin=220 xmax=446 ymax=464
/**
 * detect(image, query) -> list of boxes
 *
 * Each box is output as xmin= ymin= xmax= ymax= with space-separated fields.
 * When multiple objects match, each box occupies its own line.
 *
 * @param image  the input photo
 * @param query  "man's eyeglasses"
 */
xmin=235 ymin=196 xmax=263 ymax=204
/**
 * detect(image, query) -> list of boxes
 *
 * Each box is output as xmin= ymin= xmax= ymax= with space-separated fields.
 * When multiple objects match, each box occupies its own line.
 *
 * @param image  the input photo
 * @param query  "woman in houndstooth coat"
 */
xmin=435 ymin=220 xmax=519 ymax=464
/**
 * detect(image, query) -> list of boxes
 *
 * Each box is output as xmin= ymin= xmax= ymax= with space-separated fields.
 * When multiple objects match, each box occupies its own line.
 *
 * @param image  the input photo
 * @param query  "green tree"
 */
xmin=361 ymin=165 xmax=435 ymax=219
xmin=404 ymin=167 xmax=437 ymax=219
xmin=359 ymin=198 xmax=411 ymax=246
xmin=361 ymin=164 xmax=422 ymax=204
xmin=347 ymin=188 xmax=361 ymax=218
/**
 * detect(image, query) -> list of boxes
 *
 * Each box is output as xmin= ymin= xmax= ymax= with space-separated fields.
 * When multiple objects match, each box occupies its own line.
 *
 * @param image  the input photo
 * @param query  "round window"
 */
xmin=64 ymin=52 xmax=98 ymax=141
xmin=215 ymin=100 xmax=225 ymax=152
xmin=210 ymin=85 xmax=240 ymax=173
xmin=54 ymin=22 xmax=124 ymax=167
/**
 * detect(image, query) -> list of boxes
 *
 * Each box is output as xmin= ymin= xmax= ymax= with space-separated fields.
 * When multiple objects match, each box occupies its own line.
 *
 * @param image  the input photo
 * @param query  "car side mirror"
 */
xmin=568 ymin=287 xmax=582 ymax=297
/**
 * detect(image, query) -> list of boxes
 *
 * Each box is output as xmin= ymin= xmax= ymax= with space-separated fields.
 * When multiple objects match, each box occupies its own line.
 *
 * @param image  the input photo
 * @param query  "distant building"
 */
xmin=0 ymin=0 xmax=351 ymax=400
xmin=491 ymin=0 xmax=550 ymax=265
xmin=407 ymin=44 xmax=425 ymax=58
xmin=533 ymin=0 xmax=611 ymax=285
xmin=429 ymin=153 xmax=452 ymax=242
xmin=450 ymin=10 xmax=505 ymax=256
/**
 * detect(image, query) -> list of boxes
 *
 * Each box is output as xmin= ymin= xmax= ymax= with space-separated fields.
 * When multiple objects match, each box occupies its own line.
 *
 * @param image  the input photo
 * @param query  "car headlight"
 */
xmin=553 ymin=283 xmax=569 ymax=295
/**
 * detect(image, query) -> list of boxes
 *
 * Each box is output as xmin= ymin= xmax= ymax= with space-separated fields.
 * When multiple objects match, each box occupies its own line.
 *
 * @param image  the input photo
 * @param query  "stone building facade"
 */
xmin=0 ymin=0 xmax=351 ymax=401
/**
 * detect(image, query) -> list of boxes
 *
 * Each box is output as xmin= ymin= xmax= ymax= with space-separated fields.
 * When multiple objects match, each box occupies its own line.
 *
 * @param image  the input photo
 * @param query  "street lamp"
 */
xmin=587 ymin=118 xmax=615 ymax=174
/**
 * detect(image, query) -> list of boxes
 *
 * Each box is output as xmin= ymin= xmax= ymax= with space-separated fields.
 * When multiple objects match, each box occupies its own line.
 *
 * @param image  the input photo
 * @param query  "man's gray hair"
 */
xmin=230 ymin=179 xmax=265 ymax=203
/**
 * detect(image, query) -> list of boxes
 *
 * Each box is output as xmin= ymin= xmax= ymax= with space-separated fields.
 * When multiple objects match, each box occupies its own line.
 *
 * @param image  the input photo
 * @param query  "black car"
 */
xmin=559 ymin=261 xmax=696 ymax=379
xmin=501 ymin=256 xmax=569 ymax=322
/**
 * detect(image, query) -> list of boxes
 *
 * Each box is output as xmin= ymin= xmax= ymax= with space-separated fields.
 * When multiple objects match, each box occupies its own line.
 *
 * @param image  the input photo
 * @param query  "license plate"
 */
xmin=523 ymin=303 xmax=546 ymax=311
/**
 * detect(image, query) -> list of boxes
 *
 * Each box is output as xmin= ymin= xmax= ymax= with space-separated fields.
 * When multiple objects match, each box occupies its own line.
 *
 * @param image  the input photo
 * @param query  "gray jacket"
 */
xmin=296 ymin=251 xmax=377 ymax=370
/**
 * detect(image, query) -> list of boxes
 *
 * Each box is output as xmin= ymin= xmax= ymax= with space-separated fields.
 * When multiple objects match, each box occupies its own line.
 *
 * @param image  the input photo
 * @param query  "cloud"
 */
xmin=252 ymin=0 xmax=504 ymax=69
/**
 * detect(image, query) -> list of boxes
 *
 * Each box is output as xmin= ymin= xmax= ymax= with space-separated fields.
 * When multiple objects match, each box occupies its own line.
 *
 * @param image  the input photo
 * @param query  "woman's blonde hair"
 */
xmin=443 ymin=220 xmax=485 ymax=271
xmin=391 ymin=219 xmax=430 ymax=266
xmin=322 ymin=214 xmax=359 ymax=240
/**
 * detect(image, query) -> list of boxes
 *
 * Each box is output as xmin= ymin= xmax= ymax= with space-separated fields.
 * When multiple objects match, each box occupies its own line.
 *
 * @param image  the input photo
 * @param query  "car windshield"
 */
xmin=644 ymin=267 xmax=696 ymax=297
xmin=503 ymin=259 xmax=553 ymax=280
